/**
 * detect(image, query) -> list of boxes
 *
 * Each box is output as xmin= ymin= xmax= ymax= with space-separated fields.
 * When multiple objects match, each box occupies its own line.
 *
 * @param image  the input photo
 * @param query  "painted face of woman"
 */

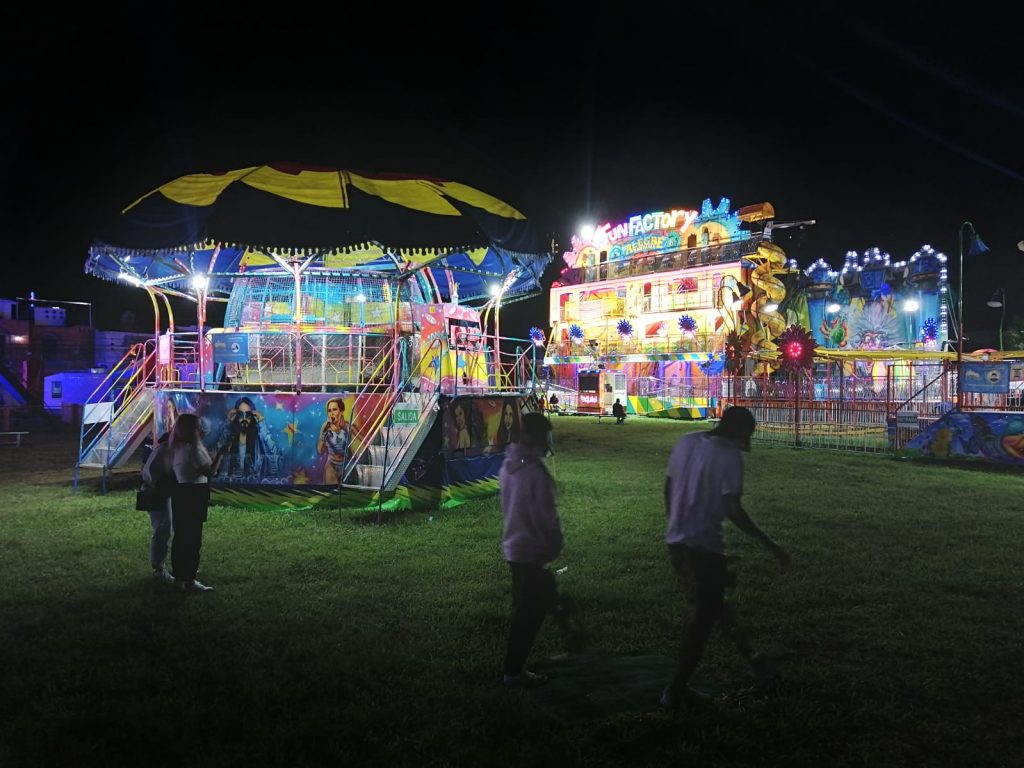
xmin=327 ymin=401 xmax=343 ymax=425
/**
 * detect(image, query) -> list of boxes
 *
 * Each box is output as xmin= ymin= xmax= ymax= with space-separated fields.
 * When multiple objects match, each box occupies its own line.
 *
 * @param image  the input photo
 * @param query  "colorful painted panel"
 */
xmin=153 ymin=390 xmax=390 ymax=487
xmin=443 ymin=395 xmax=532 ymax=455
xmin=903 ymin=410 xmax=1024 ymax=466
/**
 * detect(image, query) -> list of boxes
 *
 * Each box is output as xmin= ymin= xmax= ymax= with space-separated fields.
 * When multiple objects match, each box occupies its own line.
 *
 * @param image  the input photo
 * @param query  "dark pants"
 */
xmin=171 ymin=484 xmax=210 ymax=582
xmin=667 ymin=543 xmax=752 ymax=693
xmin=503 ymin=562 xmax=556 ymax=676
xmin=147 ymin=499 xmax=173 ymax=571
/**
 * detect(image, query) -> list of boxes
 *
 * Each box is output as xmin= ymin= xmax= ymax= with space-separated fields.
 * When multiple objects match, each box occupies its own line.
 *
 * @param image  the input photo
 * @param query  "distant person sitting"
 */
xmin=612 ymin=398 xmax=626 ymax=424
xmin=549 ymin=393 xmax=560 ymax=413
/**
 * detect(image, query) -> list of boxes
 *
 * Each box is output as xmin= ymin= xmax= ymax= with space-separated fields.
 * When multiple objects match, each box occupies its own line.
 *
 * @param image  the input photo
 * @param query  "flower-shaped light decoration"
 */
xmin=678 ymin=314 xmax=698 ymax=336
xmin=921 ymin=317 xmax=938 ymax=342
xmin=569 ymin=324 xmax=584 ymax=344
xmin=617 ymin=319 xmax=633 ymax=339
xmin=723 ymin=331 xmax=746 ymax=374
xmin=529 ymin=326 xmax=546 ymax=346
xmin=776 ymin=324 xmax=816 ymax=372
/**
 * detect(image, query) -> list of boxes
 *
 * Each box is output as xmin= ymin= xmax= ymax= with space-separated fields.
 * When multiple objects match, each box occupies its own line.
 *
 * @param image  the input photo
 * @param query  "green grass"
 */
xmin=1 ymin=419 xmax=1022 ymax=767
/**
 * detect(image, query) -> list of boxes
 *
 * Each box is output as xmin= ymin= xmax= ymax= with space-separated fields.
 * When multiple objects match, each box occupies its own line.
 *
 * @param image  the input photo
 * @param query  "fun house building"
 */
xmin=543 ymin=197 xmax=951 ymax=418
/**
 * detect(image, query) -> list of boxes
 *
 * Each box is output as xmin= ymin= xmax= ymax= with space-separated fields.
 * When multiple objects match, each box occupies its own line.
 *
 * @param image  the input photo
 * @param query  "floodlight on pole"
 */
xmin=729 ymin=282 xmax=751 ymax=310
xmin=718 ymin=280 xmax=750 ymax=331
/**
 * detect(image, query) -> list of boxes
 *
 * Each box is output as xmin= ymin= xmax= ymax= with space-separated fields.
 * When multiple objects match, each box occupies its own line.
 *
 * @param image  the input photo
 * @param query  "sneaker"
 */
xmin=177 ymin=579 xmax=214 ymax=593
xmin=659 ymin=684 xmax=713 ymax=710
xmin=152 ymin=569 xmax=175 ymax=585
xmin=502 ymin=669 xmax=548 ymax=688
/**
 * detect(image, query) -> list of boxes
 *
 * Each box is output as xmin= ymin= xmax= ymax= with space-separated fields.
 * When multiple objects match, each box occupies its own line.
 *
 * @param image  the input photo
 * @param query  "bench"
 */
xmin=0 ymin=431 xmax=29 ymax=447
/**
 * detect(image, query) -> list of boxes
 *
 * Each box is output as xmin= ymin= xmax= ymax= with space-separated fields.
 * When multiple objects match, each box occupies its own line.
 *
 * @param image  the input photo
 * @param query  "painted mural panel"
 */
xmin=904 ymin=410 xmax=1024 ymax=466
xmin=442 ymin=395 xmax=534 ymax=456
xmin=152 ymin=390 xmax=389 ymax=487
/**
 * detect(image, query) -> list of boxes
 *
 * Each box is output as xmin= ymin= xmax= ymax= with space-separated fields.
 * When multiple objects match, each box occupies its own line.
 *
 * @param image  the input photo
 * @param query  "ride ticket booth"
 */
xmin=576 ymin=370 xmax=627 ymax=415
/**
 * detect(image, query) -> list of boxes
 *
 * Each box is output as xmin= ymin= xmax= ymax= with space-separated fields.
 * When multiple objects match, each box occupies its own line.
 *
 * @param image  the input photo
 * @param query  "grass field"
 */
xmin=1 ymin=418 xmax=1022 ymax=767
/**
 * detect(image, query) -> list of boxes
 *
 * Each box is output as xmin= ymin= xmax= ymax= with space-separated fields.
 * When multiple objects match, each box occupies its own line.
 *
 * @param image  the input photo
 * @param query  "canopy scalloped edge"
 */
xmin=86 ymin=238 xmax=552 ymax=307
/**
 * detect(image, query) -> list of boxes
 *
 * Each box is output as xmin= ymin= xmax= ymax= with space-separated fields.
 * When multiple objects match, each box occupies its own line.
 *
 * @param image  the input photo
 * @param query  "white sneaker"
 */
xmin=152 ymin=569 xmax=175 ymax=585
xmin=177 ymin=579 xmax=214 ymax=593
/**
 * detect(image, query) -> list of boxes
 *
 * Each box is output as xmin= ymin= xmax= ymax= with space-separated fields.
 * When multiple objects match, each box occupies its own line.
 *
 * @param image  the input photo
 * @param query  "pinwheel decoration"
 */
xmin=569 ymin=324 xmax=584 ymax=343
xmin=920 ymin=317 xmax=938 ymax=343
xmin=617 ymin=319 xmax=634 ymax=339
xmin=777 ymin=324 xmax=816 ymax=371
xmin=677 ymin=314 xmax=698 ymax=336
xmin=529 ymin=327 xmax=546 ymax=346
xmin=723 ymin=331 xmax=746 ymax=374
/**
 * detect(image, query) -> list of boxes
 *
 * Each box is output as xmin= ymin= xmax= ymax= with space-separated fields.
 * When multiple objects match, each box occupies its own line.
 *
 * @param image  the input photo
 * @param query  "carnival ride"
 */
xmin=75 ymin=165 xmax=553 ymax=509
xmin=540 ymin=197 xmax=1024 ymax=463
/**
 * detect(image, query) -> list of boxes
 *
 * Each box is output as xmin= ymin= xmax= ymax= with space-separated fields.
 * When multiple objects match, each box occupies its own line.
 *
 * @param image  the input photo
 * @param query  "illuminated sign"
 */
xmin=614 ymin=232 xmax=682 ymax=258
xmin=585 ymin=209 xmax=698 ymax=248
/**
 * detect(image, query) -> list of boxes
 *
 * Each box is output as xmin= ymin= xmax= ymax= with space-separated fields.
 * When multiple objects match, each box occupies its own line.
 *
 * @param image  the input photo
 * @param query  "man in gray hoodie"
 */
xmin=500 ymin=412 xmax=561 ymax=688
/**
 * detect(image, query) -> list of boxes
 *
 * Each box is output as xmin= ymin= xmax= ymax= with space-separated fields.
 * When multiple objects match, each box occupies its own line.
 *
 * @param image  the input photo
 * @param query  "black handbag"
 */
xmin=135 ymin=486 xmax=166 ymax=511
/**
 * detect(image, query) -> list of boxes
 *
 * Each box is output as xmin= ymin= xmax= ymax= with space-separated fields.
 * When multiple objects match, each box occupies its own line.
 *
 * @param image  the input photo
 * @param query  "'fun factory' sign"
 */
xmin=584 ymin=208 xmax=697 ymax=247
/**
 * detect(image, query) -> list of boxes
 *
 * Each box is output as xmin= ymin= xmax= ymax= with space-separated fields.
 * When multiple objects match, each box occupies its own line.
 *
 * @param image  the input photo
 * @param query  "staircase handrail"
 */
xmin=343 ymin=335 xmax=444 ymax=489
xmin=78 ymin=343 xmax=155 ymax=464
xmin=890 ymin=363 xmax=950 ymax=416
xmin=372 ymin=337 xmax=445 ymax=490
xmin=79 ymin=344 xmax=153 ymax=462
xmin=339 ymin=336 xmax=407 ymax=482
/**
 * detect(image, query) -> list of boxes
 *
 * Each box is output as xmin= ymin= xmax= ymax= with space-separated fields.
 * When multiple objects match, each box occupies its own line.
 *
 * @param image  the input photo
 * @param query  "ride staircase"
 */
xmin=0 ymin=361 xmax=34 ymax=407
xmin=75 ymin=343 xmax=155 ymax=489
xmin=341 ymin=337 xmax=442 ymax=493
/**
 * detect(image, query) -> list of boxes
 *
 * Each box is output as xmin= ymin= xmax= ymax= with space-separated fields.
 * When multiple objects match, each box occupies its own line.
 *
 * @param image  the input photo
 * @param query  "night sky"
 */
xmin=4 ymin=4 xmax=1023 ymax=345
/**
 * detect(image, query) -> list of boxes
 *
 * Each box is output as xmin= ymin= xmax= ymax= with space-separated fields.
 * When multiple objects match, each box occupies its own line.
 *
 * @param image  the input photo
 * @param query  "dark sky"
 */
xmin=4 ymin=3 xmax=1023 ymax=343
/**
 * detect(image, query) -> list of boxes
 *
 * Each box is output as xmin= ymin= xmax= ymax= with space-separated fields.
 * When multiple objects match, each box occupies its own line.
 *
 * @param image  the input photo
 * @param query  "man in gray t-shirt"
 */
xmin=662 ymin=406 xmax=790 ymax=709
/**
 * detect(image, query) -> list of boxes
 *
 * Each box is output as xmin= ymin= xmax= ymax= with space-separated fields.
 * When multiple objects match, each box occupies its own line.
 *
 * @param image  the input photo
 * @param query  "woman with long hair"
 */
xmin=317 ymin=397 xmax=351 ymax=484
xmin=495 ymin=400 xmax=521 ymax=446
xmin=169 ymin=413 xmax=226 ymax=593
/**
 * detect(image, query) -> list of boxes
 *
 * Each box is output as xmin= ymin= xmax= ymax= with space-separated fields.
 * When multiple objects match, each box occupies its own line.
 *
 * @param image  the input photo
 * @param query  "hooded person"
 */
xmin=499 ymin=412 xmax=562 ymax=687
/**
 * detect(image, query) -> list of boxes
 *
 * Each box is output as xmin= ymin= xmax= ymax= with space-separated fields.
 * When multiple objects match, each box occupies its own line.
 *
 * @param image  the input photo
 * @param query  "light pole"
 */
xmin=955 ymin=221 xmax=990 ymax=408
xmin=987 ymin=288 xmax=1006 ymax=351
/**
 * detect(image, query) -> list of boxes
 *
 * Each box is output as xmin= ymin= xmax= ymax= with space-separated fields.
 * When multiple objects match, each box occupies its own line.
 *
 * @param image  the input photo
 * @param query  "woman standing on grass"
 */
xmin=499 ymin=412 xmax=562 ymax=687
xmin=170 ymin=414 xmax=226 ymax=593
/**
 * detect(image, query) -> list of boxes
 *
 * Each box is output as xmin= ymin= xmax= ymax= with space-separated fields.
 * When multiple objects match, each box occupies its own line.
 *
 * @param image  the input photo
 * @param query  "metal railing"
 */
xmin=559 ymin=238 xmax=757 ymax=286
xmin=342 ymin=336 xmax=443 ymax=489
xmin=76 ymin=343 xmax=156 ymax=484
xmin=547 ymin=332 xmax=722 ymax=358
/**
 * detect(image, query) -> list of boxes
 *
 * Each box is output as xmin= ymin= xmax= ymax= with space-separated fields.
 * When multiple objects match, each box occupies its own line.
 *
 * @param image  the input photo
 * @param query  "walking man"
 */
xmin=661 ymin=406 xmax=790 ymax=708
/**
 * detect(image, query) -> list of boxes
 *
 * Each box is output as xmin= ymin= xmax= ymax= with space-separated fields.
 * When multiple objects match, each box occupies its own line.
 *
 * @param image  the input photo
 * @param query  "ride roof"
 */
xmin=85 ymin=164 xmax=552 ymax=306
